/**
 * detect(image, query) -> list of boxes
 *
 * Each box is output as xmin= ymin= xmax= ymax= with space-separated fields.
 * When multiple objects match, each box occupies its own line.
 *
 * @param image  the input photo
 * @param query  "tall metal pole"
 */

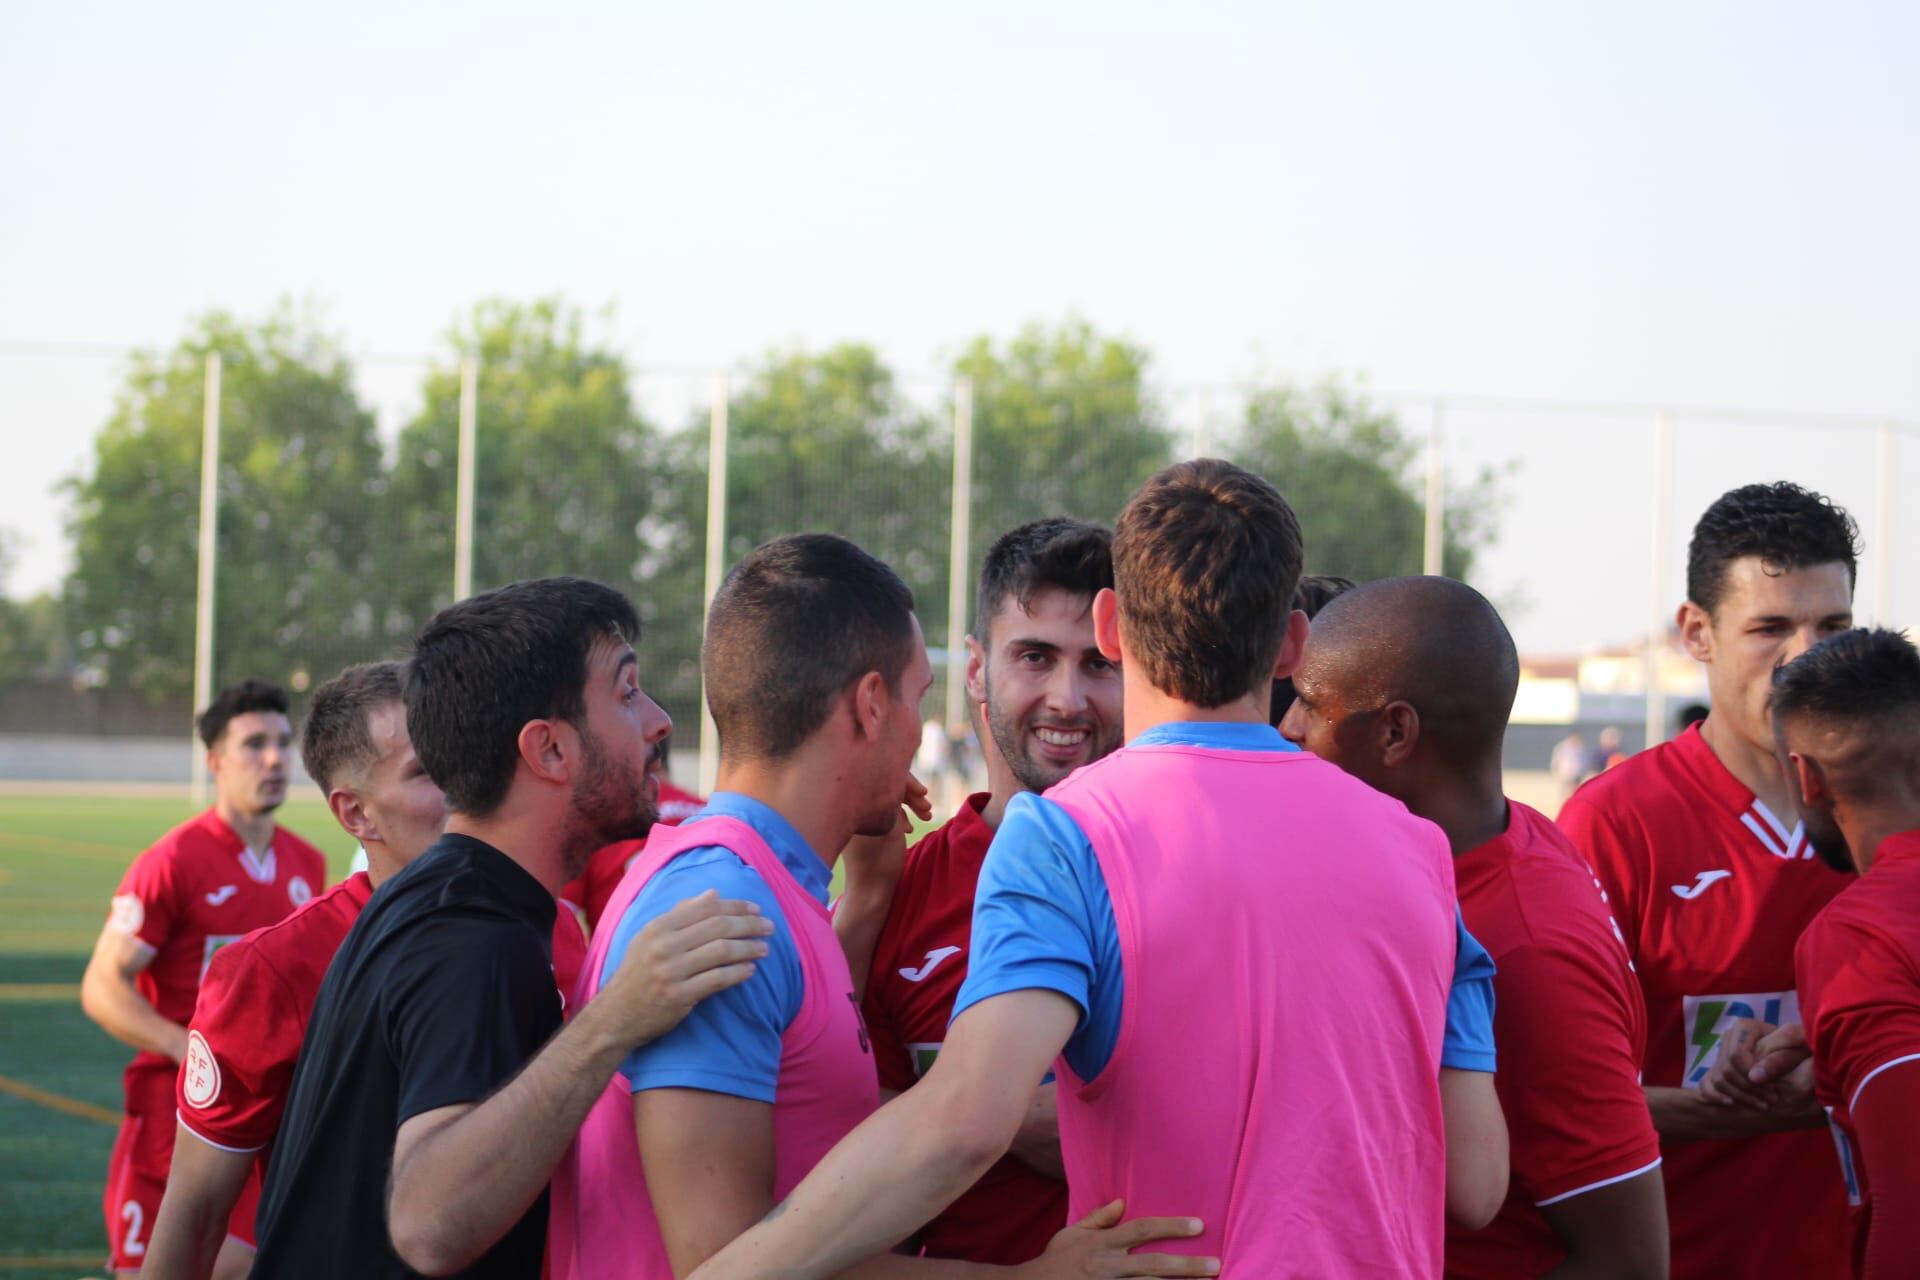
xmin=944 ymin=378 xmax=976 ymax=734
xmin=190 ymin=354 xmax=222 ymax=808
xmin=697 ymin=373 xmax=729 ymax=796
xmin=453 ymin=357 xmax=479 ymax=601
xmin=1644 ymin=412 xmax=1674 ymax=750
xmin=1422 ymin=400 xmax=1445 ymax=576
xmin=1876 ymin=421 xmax=1896 ymax=625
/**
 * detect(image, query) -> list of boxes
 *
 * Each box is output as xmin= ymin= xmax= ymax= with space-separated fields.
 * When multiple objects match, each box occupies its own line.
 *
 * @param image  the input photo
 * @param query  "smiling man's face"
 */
xmin=976 ymin=586 xmax=1124 ymax=794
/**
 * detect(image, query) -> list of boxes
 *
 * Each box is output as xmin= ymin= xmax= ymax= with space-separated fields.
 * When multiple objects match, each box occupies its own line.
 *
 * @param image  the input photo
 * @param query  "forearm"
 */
xmin=1645 ymin=1085 xmax=1822 ymax=1142
xmin=834 ymin=888 xmax=893 ymax=1002
xmin=81 ymin=968 xmax=186 ymax=1060
xmin=694 ymin=1089 xmax=1010 ymax=1280
xmin=391 ymin=1001 xmax=633 ymax=1271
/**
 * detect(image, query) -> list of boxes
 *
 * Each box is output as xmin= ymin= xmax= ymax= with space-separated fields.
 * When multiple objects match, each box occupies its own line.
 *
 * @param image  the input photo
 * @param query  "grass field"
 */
xmin=0 ymin=791 xmax=358 ymax=1280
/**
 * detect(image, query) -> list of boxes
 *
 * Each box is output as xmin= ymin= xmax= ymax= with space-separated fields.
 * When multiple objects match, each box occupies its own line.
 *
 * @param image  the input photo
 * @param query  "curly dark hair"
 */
xmin=973 ymin=518 xmax=1113 ymax=639
xmin=196 ymin=678 xmax=290 ymax=749
xmin=1687 ymin=482 xmax=1859 ymax=615
xmin=1772 ymin=628 xmax=1920 ymax=724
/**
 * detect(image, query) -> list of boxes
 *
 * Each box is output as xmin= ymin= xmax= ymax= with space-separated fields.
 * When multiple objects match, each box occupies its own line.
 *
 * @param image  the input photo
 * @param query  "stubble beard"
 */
xmin=561 ymin=728 xmax=659 ymax=880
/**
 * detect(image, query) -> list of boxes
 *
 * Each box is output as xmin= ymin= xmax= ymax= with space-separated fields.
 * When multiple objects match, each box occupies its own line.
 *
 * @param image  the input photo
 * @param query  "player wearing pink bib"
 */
xmin=694 ymin=460 xmax=1489 ymax=1280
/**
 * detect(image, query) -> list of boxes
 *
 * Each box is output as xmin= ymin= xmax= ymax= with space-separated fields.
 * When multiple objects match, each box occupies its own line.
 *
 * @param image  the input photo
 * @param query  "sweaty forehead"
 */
xmin=1715 ymin=557 xmax=1853 ymax=620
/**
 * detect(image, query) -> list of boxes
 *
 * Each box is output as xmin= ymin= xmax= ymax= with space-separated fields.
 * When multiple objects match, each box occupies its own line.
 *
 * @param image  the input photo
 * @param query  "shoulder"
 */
xmin=630 ymin=845 xmax=782 ymax=918
xmin=235 ymin=876 xmax=368 ymax=976
xmin=1562 ymin=742 xmax=1681 ymax=826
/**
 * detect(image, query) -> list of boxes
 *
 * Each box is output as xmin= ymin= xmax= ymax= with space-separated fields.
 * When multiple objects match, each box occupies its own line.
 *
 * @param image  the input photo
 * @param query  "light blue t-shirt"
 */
xmin=951 ymin=720 xmax=1499 ymax=1082
xmin=602 ymin=792 xmax=826 ymax=1101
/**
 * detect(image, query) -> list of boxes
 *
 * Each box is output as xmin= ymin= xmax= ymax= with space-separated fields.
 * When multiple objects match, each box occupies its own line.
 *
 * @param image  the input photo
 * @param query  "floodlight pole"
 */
xmin=453 ymin=357 xmax=479 ymax=601
xmin=697 ymin=373 xmax=729 ymax=797
xmin=190 ymin=354 xmax=222 ymax=808
xmin=1422 ymin=400 xmax=1445 ymax=576
xmin=1876 ymin=420 xmax=1896 ymax=625
xmin=945 ymin=378 xmax=976 ymax=735
xmin=1643 ymin=412 xmax=1673 ymax=750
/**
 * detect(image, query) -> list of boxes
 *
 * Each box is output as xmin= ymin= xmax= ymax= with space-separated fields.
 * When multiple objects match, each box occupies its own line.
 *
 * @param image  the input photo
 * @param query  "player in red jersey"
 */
xmin=837 ymin=518 xmax=1122 ymax=1264
xmin=79 ymin=679 xmax=326 ymax=1278
xmin=562 ymin=734 xmax=706 ymax=931
xmin=1284 ymin=576 xmax=1667 ymax=1278
xmin=1702 ymin=630 xmax=1920 ymax=1277
xmin=1558 ymin=482 xmax=1861 ymax=1280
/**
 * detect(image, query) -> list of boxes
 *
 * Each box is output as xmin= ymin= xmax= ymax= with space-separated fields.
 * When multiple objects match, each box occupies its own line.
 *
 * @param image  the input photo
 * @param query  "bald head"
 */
xmin=1292 ymin=576 xmax=1519 ymax=770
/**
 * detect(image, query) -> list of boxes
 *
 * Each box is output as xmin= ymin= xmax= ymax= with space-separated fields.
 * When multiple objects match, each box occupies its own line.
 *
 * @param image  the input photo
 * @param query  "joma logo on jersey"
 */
xmin=1681 ymin=991 xmax=1800 ymax=1086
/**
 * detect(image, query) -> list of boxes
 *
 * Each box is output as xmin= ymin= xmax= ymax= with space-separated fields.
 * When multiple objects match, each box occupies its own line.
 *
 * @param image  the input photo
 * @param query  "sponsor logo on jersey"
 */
xmin=109 ymin=893 xmax=145 ymax=937
xmin=200 ymin=934 xmax=243 ymax=980
xmin=1671 ymin=869 xmax=1733 ymax=900
xmin=287 ymin=875 xmax=312 ymax=907
xmin=899 ymin=945 xmax=963 ymax=983
xmin=1681 ymin=990 xmax=1800 ymax=1086
xmin=1827 ymin=1108 xmax=1863 ymax=1207
xmin=181 ymin=1030 xmax=222 ymax=1109
xmin=909 ymin=1042 xmax=943 ymax=1078
xmin=204 ymin=884 xmax=237 ymax=907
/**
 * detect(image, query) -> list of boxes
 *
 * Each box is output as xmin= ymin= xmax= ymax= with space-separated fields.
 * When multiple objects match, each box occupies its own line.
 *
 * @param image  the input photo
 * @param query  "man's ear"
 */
xmin=1791 ymin=751 xmax=1835 ymax=811
xmin=849 ymin=670 xmax=890 ymax=742
xmin=516 ymin=718 xmax=574 ymax=787
xmin=1271 ymin=609 xmax=1310 ymax=681
xmin=328 ymin=786 xmax=378 ymax=845
xmin=1092 ymin=588 xmax=1122 ymax=663
xmin=1379 ymin=700 xmax=1422 ymax=768
xmin=1678 ymin=600 xmax=1714 ymax=665
xmin=964 ymin=635 xmax=988 ymax=706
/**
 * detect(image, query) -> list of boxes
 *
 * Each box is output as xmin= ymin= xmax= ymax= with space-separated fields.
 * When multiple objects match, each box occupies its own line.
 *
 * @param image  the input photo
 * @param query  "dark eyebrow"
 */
xmin=1006 ymin=637 xmax=1061 ymax=654
xmin=610 ymin=651 xmax=637 ymax=686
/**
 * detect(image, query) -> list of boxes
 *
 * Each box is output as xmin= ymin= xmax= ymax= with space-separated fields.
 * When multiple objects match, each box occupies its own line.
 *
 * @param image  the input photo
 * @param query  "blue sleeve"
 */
xmin=605 ymin=848 xmax=802 ymax=1102
xmin=1442 ymin=908 xmax=1499 ymax=1072
xmin=952 ymin=793 xmax=1124 ymax=1083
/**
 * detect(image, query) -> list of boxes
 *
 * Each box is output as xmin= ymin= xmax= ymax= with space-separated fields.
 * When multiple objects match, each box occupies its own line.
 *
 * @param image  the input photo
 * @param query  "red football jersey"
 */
xmin=1445 ymin=801 xmax=1662 ymax=1278
xmin=862 ymin=794 xmax=1068 ymax=1266
xmin=563 ymin=780 xmax=705 ymax=931
xmin=178 ymin=872 xmax=374 ymax=1153
xmin=1797 ymin=829 xmax=1920 ymax=1276
xmin=110 ymin=809 xmax=328 ymax=1079
xmin=1559 ymin=724 xmax=1854 ymax=1280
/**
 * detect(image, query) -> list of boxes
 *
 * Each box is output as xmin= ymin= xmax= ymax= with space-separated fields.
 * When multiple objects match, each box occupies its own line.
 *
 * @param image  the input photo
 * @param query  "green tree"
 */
xmin=1234 ymin=379 xmax=1506 ymax=582
xmin=64 ymin=309 xmax=387 ymax=702
xmin=644 ymin=344 xmax=947 ymax=727
xmin=385 ymin=299 xmax=665 ymax=645
xmin=954 ymin=319 xmax=1174 ymax=617
xmin=0 ymin=532 xmax=65 ymax=689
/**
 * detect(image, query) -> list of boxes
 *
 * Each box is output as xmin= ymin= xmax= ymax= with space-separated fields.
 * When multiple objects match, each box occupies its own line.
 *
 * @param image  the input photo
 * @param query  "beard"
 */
xmin=984 ymin=674 xmax=1123 ymax=796
xmin=1804 ymin=817 xmax=1857 ymax=875
xmin=561 ymin=727 xmax=659 ymax=880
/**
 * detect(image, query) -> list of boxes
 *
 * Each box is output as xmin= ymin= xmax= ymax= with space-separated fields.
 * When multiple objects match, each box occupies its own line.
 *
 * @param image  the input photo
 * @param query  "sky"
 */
xmin=2 ymin=0 xmax=1915 ymax=654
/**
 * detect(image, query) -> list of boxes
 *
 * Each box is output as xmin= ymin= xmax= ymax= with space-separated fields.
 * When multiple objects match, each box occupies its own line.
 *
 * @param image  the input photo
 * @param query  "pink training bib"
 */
xmin=550 ymin=816 xmax=878 ymax=1279
xmin=1047 ymin=743 xmax=1457 ymax=1277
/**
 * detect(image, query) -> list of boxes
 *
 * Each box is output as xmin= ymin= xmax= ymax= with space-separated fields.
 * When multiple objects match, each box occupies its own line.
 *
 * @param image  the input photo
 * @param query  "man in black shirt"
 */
xmin=253 ymin=578 xmax=773 ymax=1278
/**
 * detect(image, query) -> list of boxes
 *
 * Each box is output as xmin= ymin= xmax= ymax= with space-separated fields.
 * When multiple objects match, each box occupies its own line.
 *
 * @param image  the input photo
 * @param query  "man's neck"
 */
xmin=214 ymin=799 xmax=275 ymax=854
xmin=715 ymin=755 xmax=851 ymax=873
xmin=362 ymin=842 xmax=408 ymax=889
xmin=443 ymin=811 xmax=571 ymax=896
xmin=1842 ymin=801 xmax=1920 ymax=875
xmin=1120 ymin=674 xmax=1268 ymax=744
xmin=1700 ymin=714 xmax=1793 ymax=815
xmin=1408 ymin=766 xmax=1510 ymax=859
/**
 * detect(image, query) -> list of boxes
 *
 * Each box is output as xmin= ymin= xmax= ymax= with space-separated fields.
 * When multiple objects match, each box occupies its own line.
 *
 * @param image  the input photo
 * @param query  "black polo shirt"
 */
xmin=253 ymin=834 xmax=561 ymax=1279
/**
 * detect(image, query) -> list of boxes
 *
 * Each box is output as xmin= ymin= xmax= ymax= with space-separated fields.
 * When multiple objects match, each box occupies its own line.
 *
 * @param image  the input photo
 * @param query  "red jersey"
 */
xmin=1559 ymin=724 xmax=1854 ymax=1280
xmin=862 ymin=794 xmax=1068 ymax=1265
xmin=1445 ymin=801 xmax=1662 ymax=1279
xmin=562 ymin=780 xmax=705 ymax=930
xmin=1797 ymin=829 xmax=1920 ymax=1276
xmin=110 ymin=808 xmax=327 ymax=1082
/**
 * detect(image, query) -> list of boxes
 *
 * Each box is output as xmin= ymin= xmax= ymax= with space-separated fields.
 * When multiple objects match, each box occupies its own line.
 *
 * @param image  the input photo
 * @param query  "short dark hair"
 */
xmin=1772 ymin=628 xmax=1920 ymax=725
xmin=705 ymin=534 xmax=916 ymax=761
xmin=301 ymin=662 xmax=404 ymax=794
xmin=406 ymin=577 xmax=640 ymax=816
xmin=974 ymin=519 xmax=1114 ymax=639
xmin=1114 ymin=458 xmax=1304 ymax=707
xmin=197 ymin=678 xmax=290 ymax=749
xmin=1270 ymin=574 xmax=1357 ymax=725
xmin=1687 ymin=482 xmax=1860 ymax=615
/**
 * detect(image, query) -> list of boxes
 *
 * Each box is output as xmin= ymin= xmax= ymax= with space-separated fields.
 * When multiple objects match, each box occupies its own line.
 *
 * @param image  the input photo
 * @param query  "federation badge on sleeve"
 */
xmin=182 ymin=1030 xmax=222 ymax=1110
xmin=108 ymin=894 xmax=145 ymax=937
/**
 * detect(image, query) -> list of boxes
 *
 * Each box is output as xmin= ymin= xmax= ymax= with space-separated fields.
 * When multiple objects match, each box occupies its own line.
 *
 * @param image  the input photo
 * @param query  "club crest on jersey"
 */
xmin=1681 ymin=991 xmax=1800 ymax=1086
xmin=182 ymin=1030 xmax=222 ymax=1110
xmin=288 ymin=876 xmax=312 ymax=907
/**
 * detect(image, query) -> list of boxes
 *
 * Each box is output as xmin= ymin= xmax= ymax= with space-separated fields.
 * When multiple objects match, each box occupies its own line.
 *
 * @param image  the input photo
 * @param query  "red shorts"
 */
xmin=104 ymin=1068 xmax=261 ymax=1271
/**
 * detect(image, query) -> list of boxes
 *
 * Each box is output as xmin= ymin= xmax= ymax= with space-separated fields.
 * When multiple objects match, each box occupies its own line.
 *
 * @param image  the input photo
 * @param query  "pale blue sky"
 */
xmin=2 ymin=0 xmax=1915 ymax=652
